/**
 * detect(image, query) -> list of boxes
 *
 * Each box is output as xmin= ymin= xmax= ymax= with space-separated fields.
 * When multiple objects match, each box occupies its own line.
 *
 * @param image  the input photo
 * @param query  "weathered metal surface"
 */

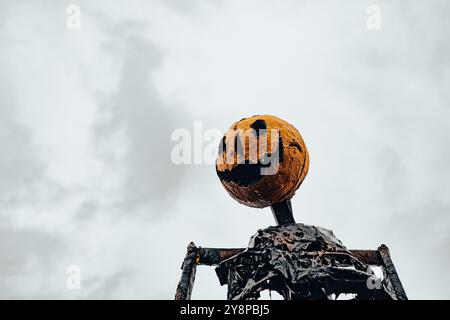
xmin=378 ymin=244 xmax=408 ymax=300
xmin=175 ymin=242 xmax=198 ymax=300
xmin=215 ymin=224 xmax=394 ymax=300
xmin=176 ymin=244 xmax=405 ymax=299
xmin=176 ymin=235 xmax=407 ymax=300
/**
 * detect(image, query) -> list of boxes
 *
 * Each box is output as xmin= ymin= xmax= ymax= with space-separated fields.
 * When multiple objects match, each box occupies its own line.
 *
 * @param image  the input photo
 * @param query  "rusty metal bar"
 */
xmin=377 ymin=244 xmax=408 ymax=300
xmin=350 ymin=249 xmax=382 ymax=265
xmin=175 ymin=242 xmax=198 ymax=300
xmin=197 ymin=247 xmax=244 ymax=266
xmin=196 ymin=247 xmax=382 ymax=266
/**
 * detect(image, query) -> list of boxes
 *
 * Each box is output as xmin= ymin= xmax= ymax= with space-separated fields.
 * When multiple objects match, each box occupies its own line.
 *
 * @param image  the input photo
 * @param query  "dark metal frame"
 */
xmin=176 ymin=200 xmax=407 ymax=300
xmin=175 ymin=243 xmax=407 ymax=300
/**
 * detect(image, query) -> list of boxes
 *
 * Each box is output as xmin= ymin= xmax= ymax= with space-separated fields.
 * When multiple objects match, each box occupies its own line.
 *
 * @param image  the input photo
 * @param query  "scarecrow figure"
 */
xmin=176 ymin=115 xmax=407 ymax=300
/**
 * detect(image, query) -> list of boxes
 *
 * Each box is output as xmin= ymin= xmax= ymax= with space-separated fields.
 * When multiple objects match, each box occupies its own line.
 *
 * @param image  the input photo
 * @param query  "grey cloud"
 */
xmin=0 ymin=62 xmax=43 ymax=205
xmin=94 ymin=33 xmax=190 ymax=217
xmin=0 ymin=223 xmax=64 ymax=298
xmin=84 ymin=269 xmax=135 ymax=299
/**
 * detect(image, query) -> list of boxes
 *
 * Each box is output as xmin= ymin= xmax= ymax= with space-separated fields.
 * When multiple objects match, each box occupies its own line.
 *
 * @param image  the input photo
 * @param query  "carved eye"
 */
xmin=289 ymin=142 xmax=302 ymax=153
xmin=250 ymin=119 xmax=267 ymax=138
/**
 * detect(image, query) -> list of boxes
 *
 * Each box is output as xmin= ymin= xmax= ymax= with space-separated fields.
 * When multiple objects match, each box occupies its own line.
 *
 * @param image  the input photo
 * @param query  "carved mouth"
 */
xmin=216 ymin=161 xmax=266 ymax=186
xmin=216 ymin=141 xmax=284 ymax=186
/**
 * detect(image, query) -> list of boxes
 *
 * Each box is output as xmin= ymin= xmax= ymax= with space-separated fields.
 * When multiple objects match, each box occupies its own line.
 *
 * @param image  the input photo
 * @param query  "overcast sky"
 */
xmin=0 ymin=0 xmax=449 ymax=299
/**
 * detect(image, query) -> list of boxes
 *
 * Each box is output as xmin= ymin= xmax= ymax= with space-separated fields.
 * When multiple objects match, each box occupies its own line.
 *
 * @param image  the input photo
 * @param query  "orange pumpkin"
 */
xmin=216 ymin=115 xmax=309 ymax=208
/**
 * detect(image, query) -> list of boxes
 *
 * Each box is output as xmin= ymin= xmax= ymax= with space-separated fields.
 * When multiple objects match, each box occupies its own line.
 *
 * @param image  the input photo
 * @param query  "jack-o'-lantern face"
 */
xmin=216 ymin=115 xmax=309 ymax=208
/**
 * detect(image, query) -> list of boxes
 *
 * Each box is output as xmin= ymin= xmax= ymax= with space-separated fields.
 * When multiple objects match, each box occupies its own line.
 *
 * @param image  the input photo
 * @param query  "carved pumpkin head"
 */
xmin=216 ymin=115 xmax=309 ymax=208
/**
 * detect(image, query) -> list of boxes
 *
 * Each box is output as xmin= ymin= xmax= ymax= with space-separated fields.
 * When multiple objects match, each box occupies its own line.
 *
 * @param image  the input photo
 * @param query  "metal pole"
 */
xmin=270 ymin=199 xmax=295 ymax=225
xmin=175 ymin=242 xmax=198 ymax=300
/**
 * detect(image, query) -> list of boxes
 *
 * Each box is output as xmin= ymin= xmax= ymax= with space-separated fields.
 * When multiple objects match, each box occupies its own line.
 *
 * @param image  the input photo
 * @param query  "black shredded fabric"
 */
xmin=216 ymin=224 xmax=393 ymax=300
